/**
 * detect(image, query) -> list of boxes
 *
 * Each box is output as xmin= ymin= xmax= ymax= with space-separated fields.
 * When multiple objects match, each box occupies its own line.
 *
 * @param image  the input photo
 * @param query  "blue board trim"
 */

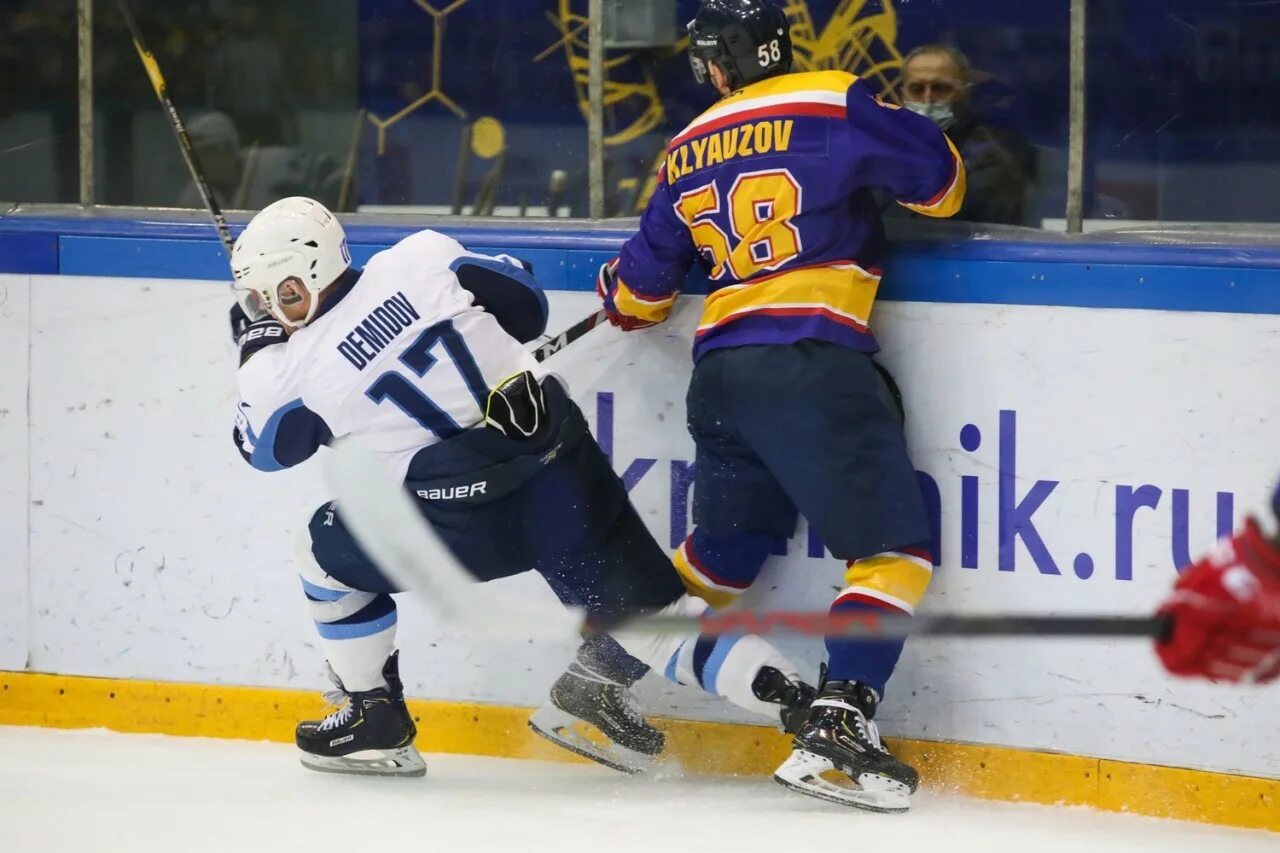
xmin=60 ymin=235 xmax=233 ymax=281
xmin=879 ymin=258 xmax=1280 ymax=315
xmin=5 ymin=213 xmax=1280 ymax=315
xmin=0 ymin=231 xmax=58 ymax=274
xmin=889 ymin=239 xmax=1280 ymax=270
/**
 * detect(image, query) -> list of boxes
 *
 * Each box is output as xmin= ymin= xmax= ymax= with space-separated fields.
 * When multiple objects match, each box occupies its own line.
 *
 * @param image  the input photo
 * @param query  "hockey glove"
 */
xmin=234 ymin=309 xmax=288 ymax=366
xmin=229 ymin=302 xmax=251 ymax=344
xmin=484 ymin=371 xmax=547 ymax=439
xmin=597 ymin=259 xmax=658 ymax=332
xmin=1156 ymin=517 xmax=1280 ymax=683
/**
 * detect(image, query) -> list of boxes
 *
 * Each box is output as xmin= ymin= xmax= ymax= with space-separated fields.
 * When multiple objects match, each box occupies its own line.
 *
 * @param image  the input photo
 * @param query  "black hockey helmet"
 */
xmin=687 ymin=0 xmax=793 ymax=91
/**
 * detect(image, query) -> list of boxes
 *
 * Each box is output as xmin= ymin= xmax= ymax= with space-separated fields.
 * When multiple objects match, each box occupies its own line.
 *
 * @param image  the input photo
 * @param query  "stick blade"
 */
xmin=323 ymin=439 xmax=584 ymax=642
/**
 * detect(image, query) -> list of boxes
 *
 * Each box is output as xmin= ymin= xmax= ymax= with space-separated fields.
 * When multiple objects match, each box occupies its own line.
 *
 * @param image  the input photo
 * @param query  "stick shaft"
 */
xmin=324 ymin=444 xmax=1169 ymax=645
xmin=587 ymin=611 xmax=1170 ymax=640
xmin=115 ymin=0 xmax=234 ymax=258
xmin=532 ymin=309 xmax=608 ymax=362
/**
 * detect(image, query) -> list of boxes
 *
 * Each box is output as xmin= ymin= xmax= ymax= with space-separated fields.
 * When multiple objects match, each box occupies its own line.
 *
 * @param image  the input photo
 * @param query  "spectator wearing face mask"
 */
xmin=896 ymin=44 xmax=1036 ymax=226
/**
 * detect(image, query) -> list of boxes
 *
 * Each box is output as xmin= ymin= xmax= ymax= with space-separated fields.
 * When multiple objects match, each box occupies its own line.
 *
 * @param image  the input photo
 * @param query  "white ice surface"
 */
xmin=1 ymin=726 xmax=1274 ymax=853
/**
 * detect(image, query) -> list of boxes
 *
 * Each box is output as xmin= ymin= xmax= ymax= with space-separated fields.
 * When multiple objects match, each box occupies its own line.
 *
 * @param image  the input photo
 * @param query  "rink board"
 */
xmin=2 ymin=670 xmax=1276 ymax=833
xmin=0 ymin=218 xmax=1278 ymax=830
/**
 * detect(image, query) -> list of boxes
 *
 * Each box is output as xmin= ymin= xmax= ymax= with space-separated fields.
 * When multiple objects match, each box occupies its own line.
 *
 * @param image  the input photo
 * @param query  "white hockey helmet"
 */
xmin=231 ymin=196 xmax=351 ymax=326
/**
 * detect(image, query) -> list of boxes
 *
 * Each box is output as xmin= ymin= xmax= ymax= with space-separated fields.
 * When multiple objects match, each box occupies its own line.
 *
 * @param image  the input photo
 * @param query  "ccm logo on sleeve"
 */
xmin=416 ymin=482 xmax=488 ymax=500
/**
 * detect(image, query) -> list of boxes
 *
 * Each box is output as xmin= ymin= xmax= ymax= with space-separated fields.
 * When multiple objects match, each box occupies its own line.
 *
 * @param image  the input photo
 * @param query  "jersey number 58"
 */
xmin=757 ymin=40 xmax=783 ymax=66
xmin=674 ymin=168 xmax=803 ymax=281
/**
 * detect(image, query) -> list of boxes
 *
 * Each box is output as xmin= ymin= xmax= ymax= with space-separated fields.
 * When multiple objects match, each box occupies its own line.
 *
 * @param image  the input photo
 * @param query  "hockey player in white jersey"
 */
xmin=229 ymin=197 xmax=816 ymax=777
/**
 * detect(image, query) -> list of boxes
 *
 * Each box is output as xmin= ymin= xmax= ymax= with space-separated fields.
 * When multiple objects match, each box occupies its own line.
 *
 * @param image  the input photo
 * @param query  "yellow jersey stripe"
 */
xmin=899 ymin=137 xmax=967 ymax=218
xmin=675 ymin=71 xmax=855 ymax=140
xmin=613 ymin=276 xmax=677 ymax=323
xmin=697 ymin=265 xmax=880 ymax=332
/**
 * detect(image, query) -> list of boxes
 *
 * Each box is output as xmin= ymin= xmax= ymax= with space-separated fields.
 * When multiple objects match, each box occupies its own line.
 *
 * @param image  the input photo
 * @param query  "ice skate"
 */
xmin=774 ymin=680 xmax=917 ymax=813
xmin=751 ymin=665 xmax=817 ymax=734
xmin=529 ymin=660 xmax=665 ymax=774
xmin=296 ymin=651 xmax=426 ymax=777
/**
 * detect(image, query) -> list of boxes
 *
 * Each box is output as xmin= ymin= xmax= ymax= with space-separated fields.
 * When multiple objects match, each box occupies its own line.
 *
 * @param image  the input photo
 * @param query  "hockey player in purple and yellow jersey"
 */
xmin=594 ymin=0 xmax=966 ymax=811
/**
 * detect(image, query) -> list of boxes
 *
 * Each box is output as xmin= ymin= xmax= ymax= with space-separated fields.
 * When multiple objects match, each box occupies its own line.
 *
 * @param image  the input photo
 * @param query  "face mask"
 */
xmin=906 ymin=101 xmax=957 ymax=131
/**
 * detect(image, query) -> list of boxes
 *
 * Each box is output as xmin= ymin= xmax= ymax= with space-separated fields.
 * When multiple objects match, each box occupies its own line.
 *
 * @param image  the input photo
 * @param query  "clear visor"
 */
xmin=689 ymin=52 xmax=708 ymax=86
xmin=686 ymin=22 xmax=714 ymax=86
xmin=233 ymin=283 xmax=272 ymax=322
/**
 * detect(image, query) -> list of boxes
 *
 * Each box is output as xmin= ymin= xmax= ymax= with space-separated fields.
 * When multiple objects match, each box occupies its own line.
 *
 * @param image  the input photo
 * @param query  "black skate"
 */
xmin=296 ymin=651 xmax=426 ymax=777
xmin=529 ymin=660 xmax=665 ymax=774
xmin=774 ymin=680 xmax=917 ymax=813
xmin=751 ymin=666 xmax=817 ymax=734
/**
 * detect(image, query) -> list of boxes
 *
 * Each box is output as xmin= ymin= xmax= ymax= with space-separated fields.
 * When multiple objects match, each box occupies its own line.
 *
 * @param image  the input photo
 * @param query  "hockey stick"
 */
xmin=324 ymin=441 xmax=1171 ymax=642
xmin=531 ymin=309 xmax=609 ymax=363
xmin=121 ymin=0 xmax=602 ymax=339
xmin=115 ymin=0 xmax=234 ymax=259
xmin=594 ymin=611 xmax=1170 ymax=640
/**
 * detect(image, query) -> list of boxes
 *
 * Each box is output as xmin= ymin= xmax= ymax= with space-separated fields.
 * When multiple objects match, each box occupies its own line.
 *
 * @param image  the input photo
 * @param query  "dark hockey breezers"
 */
xmin=295 ymin=652 xmax=426 ymax=777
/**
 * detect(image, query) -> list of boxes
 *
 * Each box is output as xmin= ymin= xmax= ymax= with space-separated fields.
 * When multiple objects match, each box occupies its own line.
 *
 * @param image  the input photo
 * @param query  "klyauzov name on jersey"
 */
xmin=665 ymin=119 xmax=796 ymax=182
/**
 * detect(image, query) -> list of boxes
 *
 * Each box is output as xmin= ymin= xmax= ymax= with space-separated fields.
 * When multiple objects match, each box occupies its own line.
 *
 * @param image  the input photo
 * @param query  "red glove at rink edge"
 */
xmin=1156 ymin=518 xmax=1280 ymax=684
xmin=596 ymin=258 xmax=658 ymax=332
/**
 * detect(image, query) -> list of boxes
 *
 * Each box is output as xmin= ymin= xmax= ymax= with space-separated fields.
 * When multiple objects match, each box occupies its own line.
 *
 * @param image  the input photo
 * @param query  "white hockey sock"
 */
xmin=296 ymin=531 xmax=396 ymax=693
xmin=612 ymin=594 xmax=802 ymax=721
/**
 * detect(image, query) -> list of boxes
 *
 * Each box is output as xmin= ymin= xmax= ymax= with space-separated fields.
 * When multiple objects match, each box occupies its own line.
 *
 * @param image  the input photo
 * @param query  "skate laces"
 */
xmin=817 ymin=698 xmax=888 ymax=753
xmin=844 ymin=708 xmax=885 ymax=753
xmin=611 ymin=688 xmax=646 ymax=726
xmin=317 ymin=690 xmax=354 ymax=732
xmin=573 ymin=663 xmax=645 ymax=725
xmin=861 ymin=715 xmax=886 ymax=753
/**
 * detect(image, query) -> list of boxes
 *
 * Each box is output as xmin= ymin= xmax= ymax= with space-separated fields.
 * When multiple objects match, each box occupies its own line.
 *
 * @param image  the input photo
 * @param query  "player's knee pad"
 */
xmin=295 ymin=524 xmax=397 ymax=639
xmin=833 ymin=543 xmax=934 ymax=616
xmin=671 ymin=528 xmax=780 ymax=609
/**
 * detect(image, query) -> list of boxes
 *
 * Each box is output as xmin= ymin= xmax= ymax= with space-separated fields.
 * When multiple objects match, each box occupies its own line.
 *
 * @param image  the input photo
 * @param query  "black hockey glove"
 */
xmin=483 ymin=371 xmax=546 ymax=439
xmin=234 ymin=308 xmax=288 ymax=366
xmin=229 ymin=302 xmax=251 ymax=343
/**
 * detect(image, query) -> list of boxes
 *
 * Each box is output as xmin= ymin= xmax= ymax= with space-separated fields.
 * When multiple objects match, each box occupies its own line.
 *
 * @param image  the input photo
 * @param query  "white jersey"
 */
xmin=234 ymin=229 xmax=541 ymax=479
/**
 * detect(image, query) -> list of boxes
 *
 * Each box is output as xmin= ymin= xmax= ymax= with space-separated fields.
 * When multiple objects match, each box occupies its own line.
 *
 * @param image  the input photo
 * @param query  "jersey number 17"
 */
xmin=364 ymin=319 xmax=489 ymax=439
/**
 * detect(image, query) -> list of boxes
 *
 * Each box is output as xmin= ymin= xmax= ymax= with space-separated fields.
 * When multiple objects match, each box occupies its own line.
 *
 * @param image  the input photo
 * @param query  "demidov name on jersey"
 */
xmin=337 ymin=292 xmax=421 ymax=370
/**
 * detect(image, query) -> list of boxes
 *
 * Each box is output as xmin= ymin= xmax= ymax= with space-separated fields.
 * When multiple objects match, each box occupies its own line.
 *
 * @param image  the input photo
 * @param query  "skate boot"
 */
xmin=529 ymin=659 xmax=665 ymax=774
xmin=774 ymin=680 xmax=918 ymax=812
xmin=751 ymin=666 xmax=817 ymax=734
xmin=295 ymin=651 xmax=426 ymax=777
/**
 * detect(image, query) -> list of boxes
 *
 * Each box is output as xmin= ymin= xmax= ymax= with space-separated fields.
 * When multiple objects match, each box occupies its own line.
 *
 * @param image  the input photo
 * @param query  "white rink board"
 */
xmin=7 ymin=273 xmax=1280 ymax=780
xmin=0 ymin=275 xmax=29 ymax=670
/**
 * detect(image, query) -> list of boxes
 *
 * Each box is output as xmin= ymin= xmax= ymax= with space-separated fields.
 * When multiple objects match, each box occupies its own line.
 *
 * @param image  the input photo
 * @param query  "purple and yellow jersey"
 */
xmin=607 ymin=70 xmax=966 ymax=361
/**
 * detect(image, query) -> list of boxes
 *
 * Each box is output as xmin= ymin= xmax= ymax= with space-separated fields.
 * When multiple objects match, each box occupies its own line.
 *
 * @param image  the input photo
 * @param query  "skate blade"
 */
xmin=299 ymin=745 xmax=427 ymax=778
xmin=528 ymin=705 xmax=654 ymax=775
xmin=773 ymin=749 xmax=912 ymax=813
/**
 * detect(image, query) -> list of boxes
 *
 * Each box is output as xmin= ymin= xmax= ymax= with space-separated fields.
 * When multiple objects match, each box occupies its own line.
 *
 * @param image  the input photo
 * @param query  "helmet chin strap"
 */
xmin=301 ymin=289 xmax=321 ymax=326
xmin=267 ymin=303 xmax=296 ymax=328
